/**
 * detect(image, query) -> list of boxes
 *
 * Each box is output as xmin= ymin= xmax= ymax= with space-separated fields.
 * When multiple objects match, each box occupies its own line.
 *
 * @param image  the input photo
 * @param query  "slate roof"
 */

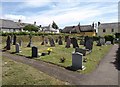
xmin=0 ymin=19 xmax=21 ymax=29
xmin=98 ymin=22 xmax=120 ymax=29
xmin=63 ymin=25 xmax=95 ymax=33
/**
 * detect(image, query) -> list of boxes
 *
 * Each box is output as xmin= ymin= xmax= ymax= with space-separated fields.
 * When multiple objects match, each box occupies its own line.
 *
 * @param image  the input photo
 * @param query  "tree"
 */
xmin=23 ymin=24 xmax=39 ymax=32
xmin=52 ymin=21 xmax=59 ymax=29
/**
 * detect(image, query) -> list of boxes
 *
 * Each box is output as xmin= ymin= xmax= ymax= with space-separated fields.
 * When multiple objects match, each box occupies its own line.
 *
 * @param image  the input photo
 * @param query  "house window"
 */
xmin=111 ymin=28 xmax=114 ymax=32
xmin=103 ymin=29 xmax=106 ymax=32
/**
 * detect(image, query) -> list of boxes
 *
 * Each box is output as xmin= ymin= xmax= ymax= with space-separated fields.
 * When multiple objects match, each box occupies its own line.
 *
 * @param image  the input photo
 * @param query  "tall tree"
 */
xmin=52 ymin=21 xmax=59 ymax=29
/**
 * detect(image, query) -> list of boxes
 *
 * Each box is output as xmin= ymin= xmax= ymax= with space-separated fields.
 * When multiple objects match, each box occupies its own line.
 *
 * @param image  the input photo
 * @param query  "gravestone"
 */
xmin=97 ymin=37 xmax=105 ymax=46
xmin=80 ymin=39 xmax=84 ymax=45
xmin=85 ymin=38 xmax=93 ymax=51
xmin=10 ymin=35 xmax=13 ymax=44
xmin=65 ymin=36 xmax=69 ymax=42
xmin=16 ymin=43 xmax=20 ymax=53
xmin=84 ymin=36 xmax=89 ymax=46
xmin=27 ymin=34 xmax=32 ymax=47
xmin=105 ymin=41 xmax=111 ymax=45
xmin=41 ymin=36 xmax=45 ymax=45
xmin=65 ymin=37 xmax=71 ymax=48
xmin=49 ymin=38 xmax=55 ymax=47
xmin=58 ymin=36 xmax=63 ymax=45
xmin=55 ymin=38 xmax=58 ymax=43
xmin=71 ymin=37 xmax=79 ymax=48
xmin=45 ymin=38 xmax=48 ymax=44
xmin=13 ymin=35 xmax=16 ymax=45
xmin=32 ymin=46 xmax=38 ymax=57
xmin=75 ymin=48 xmax=86 ymax=56
xmin=72 ymin=52 xmax=85 ymax=70
xmin=6 ymin=35 xmax=11 ymax=50
xmin=19 ymin=39 xmax=22 ymax=46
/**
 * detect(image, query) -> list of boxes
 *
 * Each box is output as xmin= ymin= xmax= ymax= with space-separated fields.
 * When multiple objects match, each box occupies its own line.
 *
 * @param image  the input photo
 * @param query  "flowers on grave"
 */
xmin=47 ymin=48 xmax=53 ymax=55
xmin=60 ymin=57 xmax=66 ymax=63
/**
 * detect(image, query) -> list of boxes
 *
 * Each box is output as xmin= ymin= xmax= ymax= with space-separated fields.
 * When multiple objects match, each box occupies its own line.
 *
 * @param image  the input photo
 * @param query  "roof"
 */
xmin=63 ymin=25 xmax=95 ymax=33
xmin=0 ymin=19 xmax=21 ymax=29
xmin=98 ymin=22 xmax=120 ymax=29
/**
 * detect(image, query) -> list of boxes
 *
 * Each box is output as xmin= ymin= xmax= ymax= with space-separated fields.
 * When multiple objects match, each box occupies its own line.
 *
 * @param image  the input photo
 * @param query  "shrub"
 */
xmin=104 ymin=35 xmax=115 ymax=44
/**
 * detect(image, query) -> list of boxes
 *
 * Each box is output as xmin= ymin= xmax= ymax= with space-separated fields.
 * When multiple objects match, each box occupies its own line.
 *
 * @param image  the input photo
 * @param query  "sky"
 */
xmin=1 ymin=0 xmax=119 ymax=29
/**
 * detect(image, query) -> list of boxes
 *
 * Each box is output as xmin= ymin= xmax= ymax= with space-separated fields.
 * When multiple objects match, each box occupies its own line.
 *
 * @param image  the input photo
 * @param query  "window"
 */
xmin=103 ymin=29 xmax=106 ymax=32
xmin=111 ymin=28 xmax=114 ymax=32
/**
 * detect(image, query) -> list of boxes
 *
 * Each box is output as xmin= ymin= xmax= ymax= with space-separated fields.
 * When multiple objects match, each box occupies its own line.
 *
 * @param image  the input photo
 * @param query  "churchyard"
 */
xmin=2 ymin=34 xmax=112 ymax=74
xmin=2 ymin=56 xmax=67 ymax=85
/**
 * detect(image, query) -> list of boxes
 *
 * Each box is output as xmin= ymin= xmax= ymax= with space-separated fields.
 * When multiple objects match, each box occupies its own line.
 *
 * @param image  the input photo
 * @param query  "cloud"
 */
xmin=1 ymin=1 xmax=118 ymax=28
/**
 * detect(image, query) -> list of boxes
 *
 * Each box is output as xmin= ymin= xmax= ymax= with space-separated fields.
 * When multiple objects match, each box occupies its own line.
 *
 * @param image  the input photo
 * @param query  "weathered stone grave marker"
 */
xmin=72 ymin=52 xmax=85 ymax=70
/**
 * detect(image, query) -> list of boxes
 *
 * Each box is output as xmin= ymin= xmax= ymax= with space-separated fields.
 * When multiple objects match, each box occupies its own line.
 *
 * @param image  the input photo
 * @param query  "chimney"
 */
xmin=34 ymin=21 xmax=36 ymax=25
xmin=18 ymin=19 xmax=21 ymax=23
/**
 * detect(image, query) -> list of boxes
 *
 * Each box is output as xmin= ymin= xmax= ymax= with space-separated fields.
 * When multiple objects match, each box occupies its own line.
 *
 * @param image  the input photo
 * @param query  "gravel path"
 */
xmin=2 ymin=44 xmax=119 ymax=85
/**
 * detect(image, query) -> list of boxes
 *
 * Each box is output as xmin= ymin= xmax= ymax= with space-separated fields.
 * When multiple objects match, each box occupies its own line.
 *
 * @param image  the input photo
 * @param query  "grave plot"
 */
xmin=2 ymin=35 xmax=112 ymax=74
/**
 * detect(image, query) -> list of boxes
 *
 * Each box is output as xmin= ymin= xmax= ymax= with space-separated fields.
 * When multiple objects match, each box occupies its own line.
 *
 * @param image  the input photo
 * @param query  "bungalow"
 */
xmin=0 ymin=19 xmax=21 ymax=32
xmin=97 ymin=22 xmax=120 ymax=36
xmin=41 ymin=24 xmax=59 ymax=33
xmin=63 ymin=24 xmax=96 ymax=36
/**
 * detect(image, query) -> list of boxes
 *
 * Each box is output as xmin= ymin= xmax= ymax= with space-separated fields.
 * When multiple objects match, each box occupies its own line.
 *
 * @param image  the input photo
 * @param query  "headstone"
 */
xmin=105 ymin=41 xmax=111 ymax=45
xmin=58 ymin=36 xmax=63 ymax=45
xmin=10 ymin=35 xmax=13 ymax=44
xmin=55 ymin=38 xmax=58 ymax=43
xmin=41 ymin=36 xmax=45 ymax=45
xmin=13 ymin=35 xmax=16 ymax=45
xmin=65 ymin=37 xmax=71 ymax=48
xmin=65 ymin=36 xmax=69 ymax=42
xmin=80 ymin=39 xmax=84 ymax=45
xmin=27 ymin=34 xmax=32 ymax=47
xmin=45 ymin=38 xmax=48 ymax=44
xmin=84 ymin=36 xmax=89 ymax=46
xmin=16 ymin=43 xmax=20 ymax=53
xmin=85 ymin=38 xmax=93 ymax=50
xmin=19 ymin=39 xmax=22 ymax=46
xmin=71 ymin=37 xmax=79 ymax=48
xmin=97 ymin=37 xmax=105 ymax=46
xmin=72 ymin=52 xmax=85 ymax=70
xmin=32 ymin=46 xmax=38 ymax=57
xmin=6 ymin=35 xmax=11 ymax=50
xmin=75 ymin=48 xmax=86 ymax=56
xmin=49 ymin=38 xmax=55 ymax=47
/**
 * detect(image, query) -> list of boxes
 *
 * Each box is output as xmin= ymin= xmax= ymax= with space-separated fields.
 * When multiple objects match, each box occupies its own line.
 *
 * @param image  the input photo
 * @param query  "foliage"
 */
xmin=52 ymin=21 xmax=59 ymax=29
xmin=23 ymin=24 xmax=39 ymax=32
xmin=104 ymin=35 xmax=115 ymax=44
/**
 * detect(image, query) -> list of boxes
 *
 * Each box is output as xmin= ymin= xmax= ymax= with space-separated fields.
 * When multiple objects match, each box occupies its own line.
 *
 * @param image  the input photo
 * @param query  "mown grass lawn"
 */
xmin=2 ymin=56 xmax=68 ymax=85
xmin=2 ymin=36 xmax=112 ymax=74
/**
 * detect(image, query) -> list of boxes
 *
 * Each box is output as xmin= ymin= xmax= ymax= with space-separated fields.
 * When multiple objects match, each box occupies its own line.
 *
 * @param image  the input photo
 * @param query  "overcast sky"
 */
xmin=1 ymin=0 xmax=119 ymax=29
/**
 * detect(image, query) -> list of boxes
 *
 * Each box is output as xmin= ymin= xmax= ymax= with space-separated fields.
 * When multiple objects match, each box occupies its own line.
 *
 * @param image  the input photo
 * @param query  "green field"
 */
xmin=1 ymin=36 xmax=112 ymax=74
xmin=2 ymin=56 xmax=68 ymax=85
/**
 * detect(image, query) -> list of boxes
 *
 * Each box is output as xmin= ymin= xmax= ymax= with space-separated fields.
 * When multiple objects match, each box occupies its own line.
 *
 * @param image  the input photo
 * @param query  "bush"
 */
xmin=104 ymin=35 xmax=115 ymax=44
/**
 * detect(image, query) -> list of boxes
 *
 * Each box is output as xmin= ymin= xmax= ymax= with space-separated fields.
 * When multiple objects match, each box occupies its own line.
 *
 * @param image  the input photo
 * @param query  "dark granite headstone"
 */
xmin=32 ymin=46 xmax=38 ymax=57
xmin=55 ymin=38 xmax=58 ymax=43
xmin=75 ymin=48 xmax=86 ymax=56
xmin=49 ymin=38 xmax=55 ymax=47
xmin=65 ymin=36 xmax=69 ymax=42
xmin=85 ymin=38 xmax=93 ymax=50
xmin=13 ymin=35 xmax=16 ymax=45
xmin=84 ymin=36 xmax=89 ymax=46
xmin=6 ymin=35 xmax=11 ymax=50
xmin=58 ymin=36 xmax=63 ymax=45
xmin=71 ymin=37 xmax=79 ymax=48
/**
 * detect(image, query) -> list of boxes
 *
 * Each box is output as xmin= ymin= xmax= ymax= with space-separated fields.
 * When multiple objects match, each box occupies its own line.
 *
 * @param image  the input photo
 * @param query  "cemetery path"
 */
xmin=81 ymin=44 xmax=119 ymax=85
xmin=2 ymin=44 xmax=119 ymax=85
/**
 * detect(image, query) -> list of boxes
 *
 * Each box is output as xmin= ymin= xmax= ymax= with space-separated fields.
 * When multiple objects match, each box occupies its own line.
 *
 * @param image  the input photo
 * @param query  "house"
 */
xmin=63 ymin=24 xmax=96 ymax=36
xmin=0 ymin=19 xmax=21 ymax=32
xmin=97 ymin=22 xmax=120 ymax=36
xmin=41 ymin=24 xmax=59 ymax=33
